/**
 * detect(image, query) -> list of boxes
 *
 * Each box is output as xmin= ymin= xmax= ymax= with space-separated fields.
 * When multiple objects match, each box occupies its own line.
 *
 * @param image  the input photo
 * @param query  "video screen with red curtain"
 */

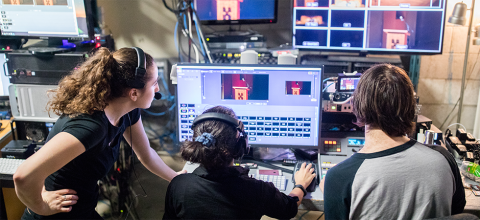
xmin=221 ymin=74 xmax=269 ymax=100
xmin=285 ymin=81 xmax=311 ymax=95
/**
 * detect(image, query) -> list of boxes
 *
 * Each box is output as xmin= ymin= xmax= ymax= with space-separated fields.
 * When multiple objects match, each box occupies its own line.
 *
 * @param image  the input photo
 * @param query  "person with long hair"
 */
xmin=322 ymin=64 xmax=465 ymax=219
xmin=13 ymin=47 xmax=184 ymax=219
xmin=163 ymin=106 xmax=316 ymax=219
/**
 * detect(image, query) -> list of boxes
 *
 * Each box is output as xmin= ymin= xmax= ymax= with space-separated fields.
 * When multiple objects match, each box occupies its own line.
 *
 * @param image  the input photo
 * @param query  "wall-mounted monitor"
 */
xmin=176 ymin=64 xmax=323 ymax=149
xmin=293 ymin=0 xmax=446 ymax=54
xmin=0 ymin=0 xmax=95 ymax=39
xmin=194 ymin=0 xmax=278 ymax=25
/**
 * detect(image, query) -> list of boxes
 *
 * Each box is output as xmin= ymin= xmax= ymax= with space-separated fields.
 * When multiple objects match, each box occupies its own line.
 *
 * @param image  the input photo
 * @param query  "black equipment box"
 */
xmin=5 ymin=51 xmax=87 ymax=85
xmin=1 ymin=140 xmax=36 ymax=159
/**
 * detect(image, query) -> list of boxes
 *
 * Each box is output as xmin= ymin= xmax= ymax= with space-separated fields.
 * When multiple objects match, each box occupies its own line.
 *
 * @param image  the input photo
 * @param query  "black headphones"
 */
xmin=192 ymin=112 xmax=249 ymax=159
xmin=129 ymin=47 xmax=162 ymax=100
xmin=127 ymin=47 xmax=147 ymax=89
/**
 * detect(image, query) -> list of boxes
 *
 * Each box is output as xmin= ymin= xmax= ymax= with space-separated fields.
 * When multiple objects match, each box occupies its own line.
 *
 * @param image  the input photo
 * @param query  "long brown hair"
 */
xmin=352 ymin=64 xmax=415 ymax=137
xmin=47 ymin=47 xmax=154 ymax=116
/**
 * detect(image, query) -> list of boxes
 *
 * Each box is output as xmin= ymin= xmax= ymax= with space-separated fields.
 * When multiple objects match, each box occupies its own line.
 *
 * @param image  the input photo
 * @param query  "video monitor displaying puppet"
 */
xmin=221 ymin=74 xmax=269 ymax=100
xmin=286 ymin=81 xmax=312 ymax=95
xmin=194 ymin=0 xmax=277 ymax=24
xmin=176 ymin=64 xmax=323 ymax=149
xmin=293 ymin=0 xmax=446 ymax=54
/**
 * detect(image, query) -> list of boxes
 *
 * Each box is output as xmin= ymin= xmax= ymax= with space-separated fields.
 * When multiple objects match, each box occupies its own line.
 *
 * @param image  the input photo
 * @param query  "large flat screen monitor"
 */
xmin=194 ymin=0 xmax=277 ymax=25
xmin=293 ymin=0 xmax=447 ymax=54
xmin=176 ymin=64 xmax=323 ymax=149
xmin=0 ymin=0 xmax=93 ymax=38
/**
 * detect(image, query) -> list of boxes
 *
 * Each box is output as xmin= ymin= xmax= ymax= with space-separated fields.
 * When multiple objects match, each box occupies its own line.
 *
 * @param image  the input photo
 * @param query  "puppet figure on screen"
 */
xmin=296 ymin=16 xmax=324 ymax=26
xmin=286 ymin=81 xmax=312 ymax=96
xmin=216 ymin=0 xmax=244 ymax=20
xmin=221 ymin=74 xmax=269 ymax=101
xmin=35 ymin=0 xmax=68 ymax=5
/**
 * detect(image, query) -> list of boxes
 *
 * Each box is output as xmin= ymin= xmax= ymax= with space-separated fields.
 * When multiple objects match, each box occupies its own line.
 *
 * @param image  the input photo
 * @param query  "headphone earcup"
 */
xmin=233 ymin=137 xmax=247 ymax=159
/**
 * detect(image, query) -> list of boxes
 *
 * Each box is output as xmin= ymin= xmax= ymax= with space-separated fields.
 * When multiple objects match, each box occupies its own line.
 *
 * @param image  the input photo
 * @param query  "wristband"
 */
xmin=294 ymin=184 xmax=307 ymax=197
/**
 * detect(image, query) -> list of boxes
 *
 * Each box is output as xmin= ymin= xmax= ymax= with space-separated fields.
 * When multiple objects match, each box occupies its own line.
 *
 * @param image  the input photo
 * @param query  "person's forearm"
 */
xmin=137 ymin=147 xmax=178 ymax=181
xmin=14 ymin=174 xmax=45 ymax=214
xmin=289 ymin=188 xmax=305 ymax=206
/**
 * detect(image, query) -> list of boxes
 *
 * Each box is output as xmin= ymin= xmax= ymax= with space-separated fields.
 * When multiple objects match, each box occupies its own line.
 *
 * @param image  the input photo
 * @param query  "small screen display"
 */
xmin=339 ymin=77 xmax=360 ymax=91
xmin=348 ymin=138 xmax=365 ymax=146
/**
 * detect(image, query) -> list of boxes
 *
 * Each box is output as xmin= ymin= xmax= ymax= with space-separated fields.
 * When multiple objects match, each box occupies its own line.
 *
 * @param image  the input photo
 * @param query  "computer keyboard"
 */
xmin=0 ymin=158 xmax=25 ymax=175
xmin=250 ymin=174 xmax=287 ymax=191
xmin=179 ymin=109 xmax=313 ymax=142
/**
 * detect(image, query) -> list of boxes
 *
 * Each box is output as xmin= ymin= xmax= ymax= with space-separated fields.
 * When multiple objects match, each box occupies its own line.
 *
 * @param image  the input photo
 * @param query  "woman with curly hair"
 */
xmin=13 ymin=47 xmax=183 ymax=219
xmin=163 ymin=106 xmax=316 ymax=219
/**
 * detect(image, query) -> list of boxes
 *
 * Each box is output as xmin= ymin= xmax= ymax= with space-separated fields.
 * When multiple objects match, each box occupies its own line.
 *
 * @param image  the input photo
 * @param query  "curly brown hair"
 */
xmin=47 ymin=47 xmax=154 ymax=116
xmin=181 ymin=106 xmax=239 ymax=170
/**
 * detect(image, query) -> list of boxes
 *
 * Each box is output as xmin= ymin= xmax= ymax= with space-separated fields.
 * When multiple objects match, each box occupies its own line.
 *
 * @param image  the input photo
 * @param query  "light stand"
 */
xmin=447 ymin=1 xmax=477 ymax=125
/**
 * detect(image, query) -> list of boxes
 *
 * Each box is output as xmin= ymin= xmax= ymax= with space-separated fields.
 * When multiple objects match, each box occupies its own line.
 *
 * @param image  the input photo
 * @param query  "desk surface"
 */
xmin=0 ymin=120 xmax=12 ymax=143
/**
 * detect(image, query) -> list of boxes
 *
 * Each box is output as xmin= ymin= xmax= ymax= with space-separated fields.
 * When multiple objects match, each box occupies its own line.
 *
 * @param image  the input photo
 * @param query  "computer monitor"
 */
xmin=0 ymin=0 xmax=95 ymax=39
xmin=176 ymin=64 xmax=323 ymax=149
xmin=293 ymin=0 xmax=447 ymax=54
xmin=194 ymin=0 xmax=278 ymax=25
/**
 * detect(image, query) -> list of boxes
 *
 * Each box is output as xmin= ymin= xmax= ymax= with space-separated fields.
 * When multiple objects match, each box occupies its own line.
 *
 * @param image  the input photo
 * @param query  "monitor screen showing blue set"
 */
xmin=194 ymin=0 xmax=276 ymax=23
xmin=176 ymin=64 xmax=323 ymax=149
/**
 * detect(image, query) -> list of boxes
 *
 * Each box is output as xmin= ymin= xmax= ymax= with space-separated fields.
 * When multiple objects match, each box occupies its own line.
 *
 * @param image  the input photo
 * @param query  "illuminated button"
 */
xmin=324 ymin=140 xmax=328 ymax=144
xmin=333 ymin=141 xmax=337 ymax=144
xmin=328 ymin=141 xmax=333 ymax=144
xmin=337 ymin=148 xmax=341 ymax=152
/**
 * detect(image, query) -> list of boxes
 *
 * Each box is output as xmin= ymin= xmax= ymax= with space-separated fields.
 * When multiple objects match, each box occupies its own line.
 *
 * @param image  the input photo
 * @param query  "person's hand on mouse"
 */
xmin=294 ymin=162 xmax=316 ymax=189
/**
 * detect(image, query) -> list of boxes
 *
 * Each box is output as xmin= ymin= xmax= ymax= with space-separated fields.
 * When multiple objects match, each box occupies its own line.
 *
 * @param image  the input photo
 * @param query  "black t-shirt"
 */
xmin=22 ymin=109 xmax=141 ymax=219
xmin=163 ymin=166 xmax=299 ymax=219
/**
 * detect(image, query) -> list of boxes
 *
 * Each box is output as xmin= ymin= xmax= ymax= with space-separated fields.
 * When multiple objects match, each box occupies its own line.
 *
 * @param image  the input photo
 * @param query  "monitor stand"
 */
xmin=209 ymin=25 xmax=260 ymax=37
xmin=25 ymin=39 xmax=76 ymax=55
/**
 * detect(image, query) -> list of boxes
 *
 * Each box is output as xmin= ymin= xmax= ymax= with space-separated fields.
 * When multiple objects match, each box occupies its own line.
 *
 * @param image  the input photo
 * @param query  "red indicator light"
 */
xmin=95 ymin=43 xmax=101 ymax=48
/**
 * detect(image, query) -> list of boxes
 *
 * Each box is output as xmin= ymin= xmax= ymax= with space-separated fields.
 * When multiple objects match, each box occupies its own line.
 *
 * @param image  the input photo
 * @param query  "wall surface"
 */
xmin=97 ymin=0 xmax=480 ymax=133
xmin=96 ymin=0 xmax=293 ymax=58
xmin=417 ymin=0 xmax=480 ymax=132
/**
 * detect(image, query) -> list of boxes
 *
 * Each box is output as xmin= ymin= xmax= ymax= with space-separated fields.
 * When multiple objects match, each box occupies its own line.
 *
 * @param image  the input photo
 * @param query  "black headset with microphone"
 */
xmin=192 ymin=112 xmax=249 ymax=159
xmin=129 ymin=47 xmax=162 ymax=100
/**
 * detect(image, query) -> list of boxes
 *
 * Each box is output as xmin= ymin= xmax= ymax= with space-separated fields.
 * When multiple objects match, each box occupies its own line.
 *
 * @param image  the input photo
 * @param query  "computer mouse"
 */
xmin=292 ymin=162 xmax=318 ymax=192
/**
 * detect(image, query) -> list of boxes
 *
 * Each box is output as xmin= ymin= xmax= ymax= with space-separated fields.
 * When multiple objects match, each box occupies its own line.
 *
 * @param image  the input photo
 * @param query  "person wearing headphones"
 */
xmin=13 ymin=47 xmax=184 ymax=219
xmin=163 ymin=106 xmax=316 ymax=219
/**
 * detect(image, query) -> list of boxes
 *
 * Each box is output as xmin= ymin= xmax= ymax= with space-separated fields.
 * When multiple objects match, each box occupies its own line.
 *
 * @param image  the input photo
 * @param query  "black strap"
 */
xmin=294 ymin=184 xmax=307 ymax=197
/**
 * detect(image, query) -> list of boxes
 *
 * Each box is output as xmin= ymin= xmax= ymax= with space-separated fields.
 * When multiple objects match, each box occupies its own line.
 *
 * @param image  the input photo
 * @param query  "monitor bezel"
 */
xmin=175 ymin=63 xmax=323 ymax=149
xmin=0 ymin=0 xmax=96 ymax=40
xmin=195 ymin=0 xmax=278 ymax=25
xmin=291 ymin=0 xmax=448 ymax=55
